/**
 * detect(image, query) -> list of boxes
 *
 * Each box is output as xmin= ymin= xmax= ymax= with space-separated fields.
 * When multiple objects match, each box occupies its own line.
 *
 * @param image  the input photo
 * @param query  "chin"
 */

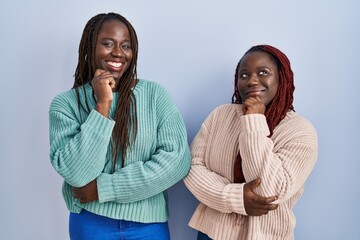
xmin=112 ymin=73 xmax=123 ymax=80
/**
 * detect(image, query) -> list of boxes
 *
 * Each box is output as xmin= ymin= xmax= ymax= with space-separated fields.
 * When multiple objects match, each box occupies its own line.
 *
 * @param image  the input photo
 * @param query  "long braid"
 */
xmin=74 ymin=14 xmax=105 ymax=113
xmin=232 ymin=45 xmax=295 ymax=224
xmin=72 ymin=13 xmax=138 ymax=171
xmin=261 ymin=45 xmax=294 ymax=135
xmin=111 ymin=14 xmax=138 ymax=169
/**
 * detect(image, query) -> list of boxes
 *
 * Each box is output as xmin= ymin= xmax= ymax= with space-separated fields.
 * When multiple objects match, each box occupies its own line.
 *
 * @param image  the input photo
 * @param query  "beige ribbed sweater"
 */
xmin=184 ymin=104 xmax=318 ymax=240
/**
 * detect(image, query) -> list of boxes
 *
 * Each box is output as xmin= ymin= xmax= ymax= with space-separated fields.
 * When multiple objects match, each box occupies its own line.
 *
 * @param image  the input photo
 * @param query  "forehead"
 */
xmin=239 ymin=51 xmax=277 ymax=69
xmin=97 ymin=19 xmax=130 ymax=38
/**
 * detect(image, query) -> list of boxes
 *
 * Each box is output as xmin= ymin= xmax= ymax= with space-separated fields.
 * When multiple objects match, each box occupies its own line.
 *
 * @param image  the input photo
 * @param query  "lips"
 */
xmin=106 ymin=60 xmax=123 ymax=68
xmin=102 ymin=60 xmax=125 ymax=73
xmin=246 ymin=89 xmax=265 ymax=97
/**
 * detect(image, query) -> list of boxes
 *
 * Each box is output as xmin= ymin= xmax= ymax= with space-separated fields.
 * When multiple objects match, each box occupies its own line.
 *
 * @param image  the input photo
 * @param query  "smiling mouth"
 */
xmin=106 ymin=61 xmax=123 ymax=68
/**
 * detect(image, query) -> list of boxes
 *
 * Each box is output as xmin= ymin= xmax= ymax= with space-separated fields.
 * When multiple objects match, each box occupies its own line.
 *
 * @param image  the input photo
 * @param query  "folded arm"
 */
xmin=239 ymin=114 xmax=318 ymax=203
xmin=49 ymin=97 xmax=114 ymax=187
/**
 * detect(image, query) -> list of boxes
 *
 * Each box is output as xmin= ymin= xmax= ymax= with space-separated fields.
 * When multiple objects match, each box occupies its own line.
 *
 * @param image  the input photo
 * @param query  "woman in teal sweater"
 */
xmin=49 ymin=12 xmax=191 ymax=240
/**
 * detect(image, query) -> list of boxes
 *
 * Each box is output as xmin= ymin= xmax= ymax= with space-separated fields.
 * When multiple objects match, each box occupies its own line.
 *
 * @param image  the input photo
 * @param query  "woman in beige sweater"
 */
xmin=184 ymin=45 xmax=318 ymax=240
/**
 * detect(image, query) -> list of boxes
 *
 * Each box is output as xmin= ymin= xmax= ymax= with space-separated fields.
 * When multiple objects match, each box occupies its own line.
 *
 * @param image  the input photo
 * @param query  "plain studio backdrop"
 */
xmin=1 ymin=0 xmax=359 ymax=239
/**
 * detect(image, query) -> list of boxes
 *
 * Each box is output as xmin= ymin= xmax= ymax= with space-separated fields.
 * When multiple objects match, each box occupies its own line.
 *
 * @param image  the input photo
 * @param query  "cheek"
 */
xmin=94 ymin=48 xmax=104 ymax=64
xmin=273 ymin=80 xmax=279 ymax=94
xmin=125 ymin=51 xmax=133 ymax=61
xmin=268 ymin=80 xmax=279 ymax=101
xmin=267 ymin=76 xmax=279 ymax=90
xmin=237 ymin=81 xmax=246 ymax=95
xmin=94 ymin=56 xmax=103 ymax=69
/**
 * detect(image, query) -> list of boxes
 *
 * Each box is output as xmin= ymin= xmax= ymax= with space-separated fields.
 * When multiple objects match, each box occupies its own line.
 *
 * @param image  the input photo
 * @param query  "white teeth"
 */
xmin=108 ymin=62 xmax=122 ymax=67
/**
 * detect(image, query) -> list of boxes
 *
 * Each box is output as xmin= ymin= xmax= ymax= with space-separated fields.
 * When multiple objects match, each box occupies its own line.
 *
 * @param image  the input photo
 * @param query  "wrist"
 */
xmin=95 ymin=102 xmax=111 ymax=118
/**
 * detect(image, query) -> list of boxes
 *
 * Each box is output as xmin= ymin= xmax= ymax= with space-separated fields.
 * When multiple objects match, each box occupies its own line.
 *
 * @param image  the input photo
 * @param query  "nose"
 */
xmin=247 ymin=74 xmax=259 ymax=86
xmin=112 ymin=46 xmax=124 ymax=57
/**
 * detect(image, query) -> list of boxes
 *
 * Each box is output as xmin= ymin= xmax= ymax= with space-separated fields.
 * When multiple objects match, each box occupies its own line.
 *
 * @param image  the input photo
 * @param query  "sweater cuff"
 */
xmin=241 ymin=114 xmax=269 ymax=135
xmin=85 ymin=110 xmax=115 ymax=139
xmin=97 ymin=173 xmax=115 ymax=203
xmin=223 ymin=183 xmax=247 ymax=215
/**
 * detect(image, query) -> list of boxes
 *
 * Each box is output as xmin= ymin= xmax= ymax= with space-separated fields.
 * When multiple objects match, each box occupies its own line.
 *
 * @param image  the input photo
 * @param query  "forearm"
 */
xmin=97 ymin=114 xmax=191 ymax=203
xmin=97 ymin=149 xmax=190 ymax=203
xmin=239 ymin=114 xmax=318 ymax=202
xmin=50 ymin=110 xmax=114 ymax=187
xmin=185 ymin=117 xmax=247 ymax=215
xmin=184 ymin=164 xmax=247 ymax=215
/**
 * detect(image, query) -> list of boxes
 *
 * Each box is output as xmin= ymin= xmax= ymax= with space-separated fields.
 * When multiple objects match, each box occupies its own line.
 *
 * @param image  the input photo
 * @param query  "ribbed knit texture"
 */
xmin=184 ymin=104 xmax=318 ymax=240
xmin=49 ymin=79 xmax=191 ymax=223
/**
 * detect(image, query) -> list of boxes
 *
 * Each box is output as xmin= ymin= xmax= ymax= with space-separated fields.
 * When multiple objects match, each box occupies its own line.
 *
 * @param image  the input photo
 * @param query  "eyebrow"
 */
xmin=241 ymin=66 xmax=272 ymax=70
xmin=98 ymin=37 xmax=131 ymax=43
xmin=256 ymin=66 xmax=273 ymax=71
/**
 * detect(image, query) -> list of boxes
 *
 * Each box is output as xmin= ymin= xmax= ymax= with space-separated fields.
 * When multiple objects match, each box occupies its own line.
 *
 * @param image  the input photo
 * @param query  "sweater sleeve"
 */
xmin=49 ymin=94 xmax=115 ymax=187
xmin=184 ymin=109 xmax=247 ymax=215
xmin=96 ymin=86 xmax=191 ymax=203
xmin=239 ymin=113 xmax=318 ymax=203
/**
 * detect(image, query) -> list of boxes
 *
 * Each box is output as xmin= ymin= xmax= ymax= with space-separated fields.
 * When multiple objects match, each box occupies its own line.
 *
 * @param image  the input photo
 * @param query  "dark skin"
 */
xmin=243 ymin=179 xmax=278 ymax=216
xmin=72 ymin=178 xmax=279 ymax=214
xmin=238 ymin=51 xmax=281 ymax=216
xmin=73 ymin=53 xmax=280 ymax=215
xmin=72 ymin=179 xmax=98 ymax=204
xmin=72 ymin=34 xmax=279 ymax=216
xmin=72 ymin=19 xmax=134 ymax=203
xmin=93 ymin=20 xmax=133 ymax=118
xmin=73 ymin=54 xmax=280 ymax=218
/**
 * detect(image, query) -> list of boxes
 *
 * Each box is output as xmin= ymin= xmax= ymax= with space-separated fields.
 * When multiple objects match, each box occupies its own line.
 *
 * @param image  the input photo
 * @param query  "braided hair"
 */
xmin=232 ymin=45 xmax=295 ymax=182
xmin=231 ymin=44 xmax=295 ymax=224
xmin=232 ymin=45 xmax=295 ymax=136
xmin=73 ymin=12 xmax=139 ymax=170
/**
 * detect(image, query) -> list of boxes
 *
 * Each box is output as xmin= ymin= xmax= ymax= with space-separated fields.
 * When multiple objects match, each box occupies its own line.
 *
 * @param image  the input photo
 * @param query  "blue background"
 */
xmin=0 ymin=0 xmax=359 ymax=239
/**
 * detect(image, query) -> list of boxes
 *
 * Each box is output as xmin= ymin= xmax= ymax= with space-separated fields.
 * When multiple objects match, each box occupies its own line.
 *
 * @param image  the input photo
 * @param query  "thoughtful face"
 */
xmin=237 ymin=51 xmax=279 ymax=106
xmin=94 ymin=19 xmax=133 ymax=82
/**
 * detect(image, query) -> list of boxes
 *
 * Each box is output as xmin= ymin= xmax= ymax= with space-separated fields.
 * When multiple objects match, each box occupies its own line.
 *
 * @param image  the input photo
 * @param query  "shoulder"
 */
xmin=50 ymin=83 xmax=93 ymax=111
xmin=137 ymin=79 xmax=179 ymax=118
xmin=201 ymin=104 xmax=240 ymax=128
xmin=209 ymin=104 xmax=240 ymax=119
xmin=137 ymin=79 xmax=174 ymax=104
xmin=137 ymin=79 xmax=169 ymax=95
xmin=284 ymin=111 xmax=316 ymax=131
xmin=214 ymin=103 xmax=239 ymax=112
xmin=277 ymin=111 xmax=317 ymax=140
xmin=49 ymin=88 xmax=78 ymax=112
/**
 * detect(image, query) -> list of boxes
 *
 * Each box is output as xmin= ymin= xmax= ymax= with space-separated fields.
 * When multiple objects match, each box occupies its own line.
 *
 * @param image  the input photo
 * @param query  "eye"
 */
xmin=258 ymin=70 xmax=268 ymax=76
xmin=102 ymin=41 xmax=114 ymax=48
xmin=239 ymin=72 xmax=248 ymax=80
xmin=122 ymin=43 xmax=132 ymax=50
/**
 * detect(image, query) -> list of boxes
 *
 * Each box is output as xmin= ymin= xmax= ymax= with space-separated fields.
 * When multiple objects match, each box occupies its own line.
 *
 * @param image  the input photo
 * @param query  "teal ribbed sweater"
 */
xmin=49 ymin=79 xmax=191 ymax=223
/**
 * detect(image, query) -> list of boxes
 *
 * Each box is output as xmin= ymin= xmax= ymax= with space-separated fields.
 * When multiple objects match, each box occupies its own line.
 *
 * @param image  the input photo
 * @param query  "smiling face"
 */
xmin=94 ymin=19 xmax=133 ymax=82
xmin=237 ymin=51 xmax=279 ymax=106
